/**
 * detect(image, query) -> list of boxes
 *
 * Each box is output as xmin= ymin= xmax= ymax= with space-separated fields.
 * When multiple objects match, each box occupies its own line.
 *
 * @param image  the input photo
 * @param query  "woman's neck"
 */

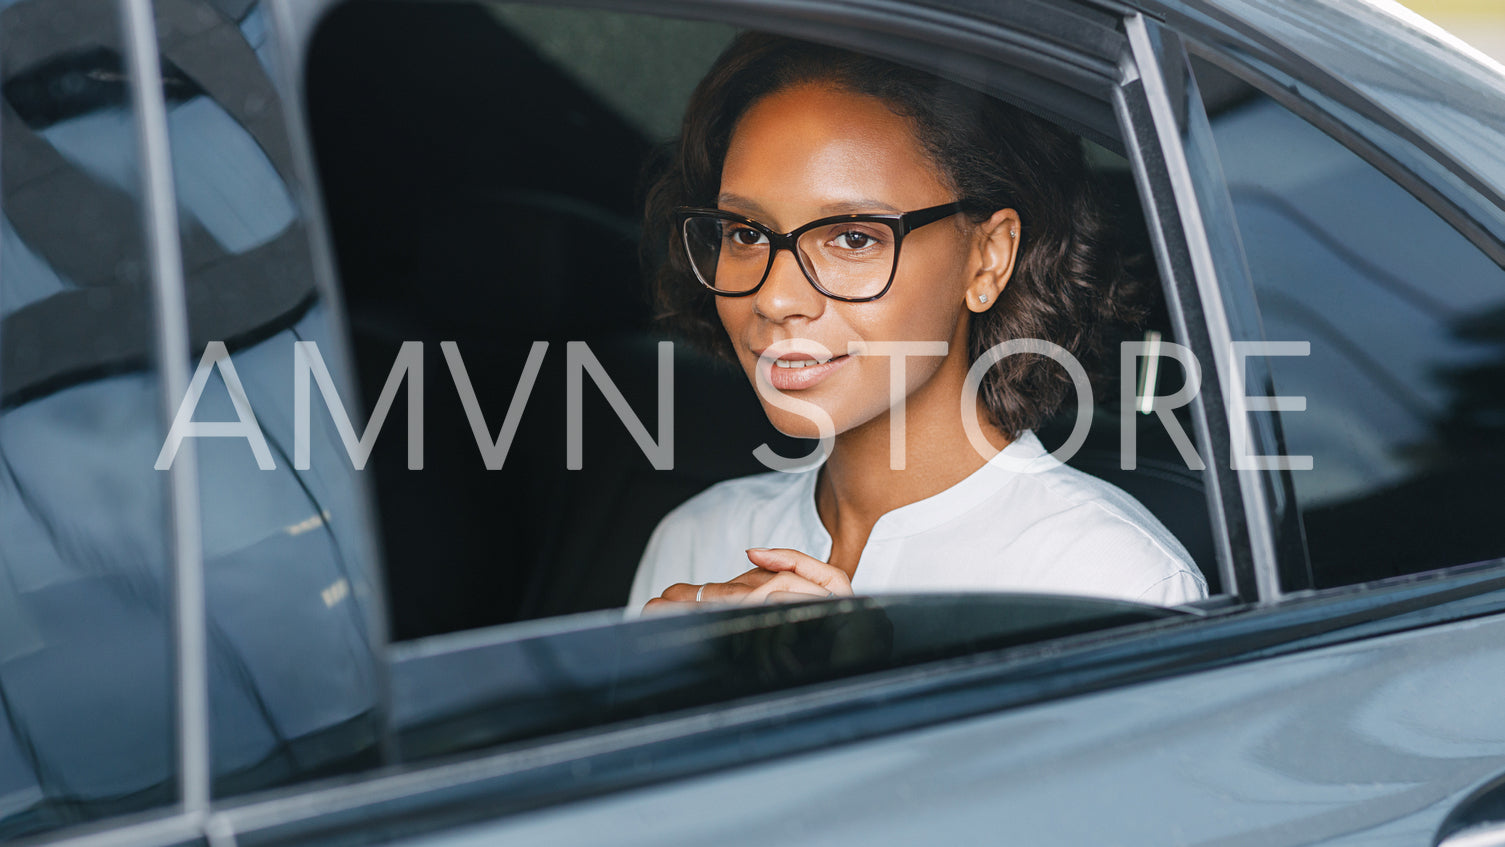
xmin=815 ymin=390 xmax=1012 ymax=576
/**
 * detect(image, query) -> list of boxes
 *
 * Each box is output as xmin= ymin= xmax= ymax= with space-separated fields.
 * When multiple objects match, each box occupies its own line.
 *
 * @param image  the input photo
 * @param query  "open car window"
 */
xmin=305 ymin=1 xmax=1224 ymax=644
xmin=292 ymin=0 xmax=1239 ymax=770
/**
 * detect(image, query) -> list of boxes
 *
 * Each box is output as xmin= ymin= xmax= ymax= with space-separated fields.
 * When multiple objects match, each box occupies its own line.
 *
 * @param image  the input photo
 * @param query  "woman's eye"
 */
xmin=834 ymin=229 xmax=881 ymax=250
xmin=726 ymin=227 xmax=767 ymax=247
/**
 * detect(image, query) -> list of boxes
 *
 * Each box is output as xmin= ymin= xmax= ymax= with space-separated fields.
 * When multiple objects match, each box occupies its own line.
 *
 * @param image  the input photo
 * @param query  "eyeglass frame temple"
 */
xmin=675 ymin=200 xmax=972 ymax=302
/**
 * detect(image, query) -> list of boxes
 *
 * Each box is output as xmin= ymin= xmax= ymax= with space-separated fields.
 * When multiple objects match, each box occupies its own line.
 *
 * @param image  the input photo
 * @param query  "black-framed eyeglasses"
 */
xmin=674 ymin=201 xmax=973 ymax=302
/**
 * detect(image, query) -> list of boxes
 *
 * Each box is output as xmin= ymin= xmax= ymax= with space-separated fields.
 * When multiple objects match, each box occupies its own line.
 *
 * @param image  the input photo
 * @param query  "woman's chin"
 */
xmin=758 ymin=406 xmax=844 ymax=442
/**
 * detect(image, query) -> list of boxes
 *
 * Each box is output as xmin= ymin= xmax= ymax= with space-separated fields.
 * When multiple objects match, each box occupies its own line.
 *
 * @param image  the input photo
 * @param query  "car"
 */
xmin=3 ymin=0 xmax=1505 ymax=844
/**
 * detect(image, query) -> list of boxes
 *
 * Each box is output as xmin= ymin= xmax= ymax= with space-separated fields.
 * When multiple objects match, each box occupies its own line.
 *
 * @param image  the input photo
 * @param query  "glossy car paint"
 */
xmin=389 ymin=610 xmax=1505 ymax=847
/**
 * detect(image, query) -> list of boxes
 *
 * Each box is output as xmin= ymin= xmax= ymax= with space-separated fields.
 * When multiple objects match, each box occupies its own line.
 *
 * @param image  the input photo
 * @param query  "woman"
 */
xmin=628 ymin=34 xmax=1206 ymax=612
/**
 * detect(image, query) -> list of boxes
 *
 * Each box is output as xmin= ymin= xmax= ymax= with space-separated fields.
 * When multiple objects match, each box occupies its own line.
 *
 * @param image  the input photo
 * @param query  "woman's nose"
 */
xmin=753 ymin=248 xmax=825 ymax=323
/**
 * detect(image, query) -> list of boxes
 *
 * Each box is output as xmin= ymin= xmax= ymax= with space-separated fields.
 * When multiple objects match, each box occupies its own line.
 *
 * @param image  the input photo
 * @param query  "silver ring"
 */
xmin=695 ymin=584 xmax=707 ymax=603
xmin=826 ymin=591 xmax=836 ymax=599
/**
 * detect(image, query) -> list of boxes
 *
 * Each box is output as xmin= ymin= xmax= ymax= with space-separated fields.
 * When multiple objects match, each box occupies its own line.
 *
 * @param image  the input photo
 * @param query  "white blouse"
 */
xmin=627 ymin=430 xmax=1207 ymax=611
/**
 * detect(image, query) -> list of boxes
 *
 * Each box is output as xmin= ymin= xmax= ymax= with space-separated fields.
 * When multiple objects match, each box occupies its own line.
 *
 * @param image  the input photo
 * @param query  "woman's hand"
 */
xmin=642 ymin=548 xmax=854 ymax=613
xmin=739 ymin=547 xmax=854 ymax=603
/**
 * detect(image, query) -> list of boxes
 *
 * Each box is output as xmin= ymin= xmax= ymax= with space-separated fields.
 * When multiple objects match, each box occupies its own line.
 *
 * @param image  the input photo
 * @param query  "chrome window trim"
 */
xmin=120 ymin=0 xmax=212 ymax=823
xmin=1119 ymin=13 xmax=1278 ymax=602
xmin=1150 ymin=24 xmax=1313 ymax=594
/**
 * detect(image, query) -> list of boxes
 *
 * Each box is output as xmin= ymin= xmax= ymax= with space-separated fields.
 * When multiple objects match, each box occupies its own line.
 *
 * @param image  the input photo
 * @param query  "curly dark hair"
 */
xmin=642 ymin=32 xmax=1144 ymax=436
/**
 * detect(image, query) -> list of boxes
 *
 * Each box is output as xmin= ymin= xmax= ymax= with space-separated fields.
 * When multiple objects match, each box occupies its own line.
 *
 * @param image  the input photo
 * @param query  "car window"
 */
xmin=1192 ymin=61 xmax=1505 ymax=589
xmin=0 ymin=0 xmax=175 ymax=837
xmin=305 ymin=0 xmax=1225 ymax=650
xmin=150 ymin=0 xmax=389 ymax=800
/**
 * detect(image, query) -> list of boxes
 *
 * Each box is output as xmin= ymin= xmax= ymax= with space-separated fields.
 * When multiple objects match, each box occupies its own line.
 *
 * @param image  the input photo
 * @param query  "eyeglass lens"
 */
xmin=682 ymin=216 xmax=896 ymax=299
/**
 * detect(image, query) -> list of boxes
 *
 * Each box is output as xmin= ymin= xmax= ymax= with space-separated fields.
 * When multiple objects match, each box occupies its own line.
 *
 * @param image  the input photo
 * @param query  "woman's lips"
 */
xmin=762 ymin=353 xmax=851 ymax=391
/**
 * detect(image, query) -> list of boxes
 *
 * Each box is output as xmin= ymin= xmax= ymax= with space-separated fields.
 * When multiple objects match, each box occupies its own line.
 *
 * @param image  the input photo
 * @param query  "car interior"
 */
xmin=305 ymin=0 xmax=1223 ymax=641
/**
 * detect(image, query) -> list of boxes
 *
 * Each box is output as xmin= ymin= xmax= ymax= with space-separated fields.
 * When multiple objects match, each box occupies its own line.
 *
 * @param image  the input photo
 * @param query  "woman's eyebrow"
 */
xmin=716 ymin=193 xmax=903 ymax=218
xmin=819 ymin=199 xmax=902 ymax=215
xmin=716 ymin=193 xmax=768 ymax=216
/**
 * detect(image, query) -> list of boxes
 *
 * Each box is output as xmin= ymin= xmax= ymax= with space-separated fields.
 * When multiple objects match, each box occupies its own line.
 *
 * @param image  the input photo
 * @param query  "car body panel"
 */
xmin=390 ymin=610 xmax=1505 ymax=847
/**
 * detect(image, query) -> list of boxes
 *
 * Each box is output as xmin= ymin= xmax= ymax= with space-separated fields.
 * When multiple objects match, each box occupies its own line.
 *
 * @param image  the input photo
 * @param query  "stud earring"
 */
xmin=1011 ymin=228 xmax=1018 ymax=238
xmin=978 ymin=293 xmax=989 ymax=304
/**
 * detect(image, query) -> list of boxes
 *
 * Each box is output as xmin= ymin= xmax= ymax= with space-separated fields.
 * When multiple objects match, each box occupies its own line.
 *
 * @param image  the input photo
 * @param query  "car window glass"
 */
xmin=1193 ymin=62 xmax=1505 ymax=588
xmin=0 ymin=0 xmax=175 ymax=837
xmin=1229 ymin=0 xmax=1505 ymax=196
xmin=151 ymin=0 xmax=388 ymax=799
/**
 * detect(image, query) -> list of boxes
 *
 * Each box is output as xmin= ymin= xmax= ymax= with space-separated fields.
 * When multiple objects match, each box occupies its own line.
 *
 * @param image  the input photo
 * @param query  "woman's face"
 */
xmin=714 ymin=83 xmax=1015 ymax=441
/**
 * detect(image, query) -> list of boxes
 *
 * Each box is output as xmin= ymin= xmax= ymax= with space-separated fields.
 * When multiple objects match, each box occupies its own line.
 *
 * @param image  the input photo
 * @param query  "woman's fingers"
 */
xmin=655 ymin=574 xmax=767 ymax=608
xmin=745 ymin=548 xmax=854 ymax=596
xmin=642 ymin=597 xmax=698 ymax=615
xmin=727 ymin=567 xmax=780 ymax=589
xmin=741 ymin=571 xmax=836 ymax=604
xmin=647 ymin=559 xmax=847 ymax=613
xmin=658 ymin=582 xmax=701 ymax=602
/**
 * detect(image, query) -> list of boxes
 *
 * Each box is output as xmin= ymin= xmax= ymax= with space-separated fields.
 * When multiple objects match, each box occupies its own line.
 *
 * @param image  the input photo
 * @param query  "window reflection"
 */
xmin=152 ymin=0 xmax=388 ymax=798
xmin=0 ymin=0 xmax=391 ymax=829
xmin=0 ymin=0 xmax=174 ymax=838
xmin=1202 ymin=86 xmax=1505 ymax=585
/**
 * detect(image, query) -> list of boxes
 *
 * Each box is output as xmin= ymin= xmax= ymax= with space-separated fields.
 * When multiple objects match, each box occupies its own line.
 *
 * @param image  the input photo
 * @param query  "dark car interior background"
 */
xmin=306 ymin=1 xmax=1224 ymax=641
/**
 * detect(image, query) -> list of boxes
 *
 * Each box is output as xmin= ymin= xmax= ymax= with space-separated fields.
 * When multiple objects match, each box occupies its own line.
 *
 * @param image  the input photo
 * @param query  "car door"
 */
xmin=218 ymin=0 xmax=1505 ymax=842
xmin=320 ymin=5 xmax=1505 ymax=844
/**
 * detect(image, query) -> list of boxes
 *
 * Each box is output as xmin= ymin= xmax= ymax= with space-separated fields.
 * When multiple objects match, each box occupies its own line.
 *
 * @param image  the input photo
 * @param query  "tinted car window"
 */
xmin=0 ymin=0 xmax=174 ymax=836
xmin=151 ymin=0 xmax=388 ymax=798
xmin=1196 ymin=74 xmax=1505 ymax=588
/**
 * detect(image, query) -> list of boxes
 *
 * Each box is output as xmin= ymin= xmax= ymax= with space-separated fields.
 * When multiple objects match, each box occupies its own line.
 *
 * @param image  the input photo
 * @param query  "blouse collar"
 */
xmin=792 ymin=430 xmax=1060 ymax=548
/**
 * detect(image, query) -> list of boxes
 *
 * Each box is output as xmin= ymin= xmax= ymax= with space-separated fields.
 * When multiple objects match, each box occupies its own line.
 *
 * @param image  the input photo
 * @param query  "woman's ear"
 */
xmin=965 ymin=208 xmax=1022 ymax=313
